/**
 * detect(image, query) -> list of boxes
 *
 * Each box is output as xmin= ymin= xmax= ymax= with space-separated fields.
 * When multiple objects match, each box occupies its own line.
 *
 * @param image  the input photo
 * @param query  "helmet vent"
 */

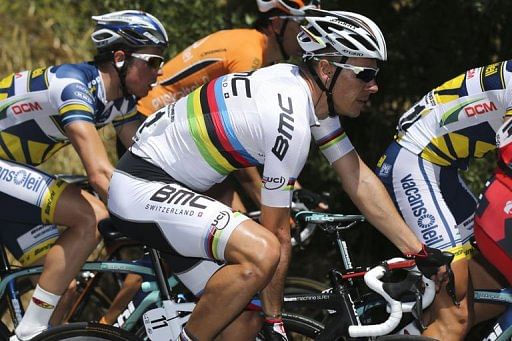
xmin=349 ymin=33 xmax=376 ymax=51
xmin=336 ymin=37 xmax=357 ymax=51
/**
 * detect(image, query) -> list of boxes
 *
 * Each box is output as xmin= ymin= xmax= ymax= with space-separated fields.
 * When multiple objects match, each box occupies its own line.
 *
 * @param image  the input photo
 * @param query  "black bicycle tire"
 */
xmin=283 ymin=276 xmax=330 ymax=323
xmin=257 ymin=312 xmax=324 ymax=340
xmin=377 ymin=335 xmax=439 ymax=340
xmin=284 ymin=276 xmax=329 ymax=293
xmin=282 ymin=312 xmax=325 ymax=338
xmin=30 ymin=322 xmax=139 ymax=341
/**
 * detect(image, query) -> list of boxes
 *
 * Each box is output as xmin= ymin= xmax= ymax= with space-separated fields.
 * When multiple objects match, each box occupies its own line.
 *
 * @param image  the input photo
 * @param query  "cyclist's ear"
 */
xmin=114 ymin=50 xmax=126 ymax=69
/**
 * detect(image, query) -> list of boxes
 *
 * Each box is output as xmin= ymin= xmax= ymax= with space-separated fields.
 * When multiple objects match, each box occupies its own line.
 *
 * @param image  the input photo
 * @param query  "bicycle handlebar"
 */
xmin=348 ymin=257 xmax=435 ymax=337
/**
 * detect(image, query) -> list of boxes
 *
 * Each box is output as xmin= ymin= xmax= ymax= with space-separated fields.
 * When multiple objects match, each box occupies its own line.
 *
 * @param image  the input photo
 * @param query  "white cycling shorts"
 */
xmin=108 ymin=169 xmax=249 ymax=262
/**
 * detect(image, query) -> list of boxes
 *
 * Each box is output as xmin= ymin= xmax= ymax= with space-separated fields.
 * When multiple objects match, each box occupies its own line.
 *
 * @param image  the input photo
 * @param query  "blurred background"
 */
xmin=1 ymin=0 xmax=509 ymax=282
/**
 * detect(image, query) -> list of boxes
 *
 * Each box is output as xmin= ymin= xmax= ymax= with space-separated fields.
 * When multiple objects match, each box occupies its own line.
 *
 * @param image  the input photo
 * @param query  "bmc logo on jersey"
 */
xmin=11 ymin=102 xmax=42 ymax=115
xmin=272 ymin=94 xmax=294 ymax=161
xmin=464 ymin=101 xmax=497 ymax=117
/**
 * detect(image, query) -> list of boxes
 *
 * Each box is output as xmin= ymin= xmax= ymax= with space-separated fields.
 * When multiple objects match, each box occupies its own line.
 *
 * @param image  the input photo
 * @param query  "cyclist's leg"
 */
xmin=0 ymin=222 xmax=78 ymax=326
xmin=378 ymin=146 xmax=474 ymax=340
xmin=183 ymin=218 xmax=278 ymax=339
xmin=108 ymin=169 xmax=280 ymax=340
xmin=165 ymin=255 xmax=263 ymax=340
xmin=99 ymin=176 xmax=248 ymax=325
xmin=99 ymin=273 xmax=143 ymax=325
xmin=0 ymin=160 xmax=105 ymax=340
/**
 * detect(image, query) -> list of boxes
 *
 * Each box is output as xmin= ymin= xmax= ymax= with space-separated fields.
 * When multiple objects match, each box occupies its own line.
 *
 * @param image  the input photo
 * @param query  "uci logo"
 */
xmin=262 ymin=176 xmax=286 ymax=190
xmin=211 ymin=211 xmax=231 ymax=230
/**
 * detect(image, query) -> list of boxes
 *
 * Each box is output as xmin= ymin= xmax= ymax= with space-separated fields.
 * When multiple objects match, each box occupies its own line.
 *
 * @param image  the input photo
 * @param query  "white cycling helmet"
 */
xmin=91 ymin=10 xmax=169 ymax=52
xmin=257 ymin=0 xmax=320 ymax=16
xmin=298 ymin=9 xmax=387 ymax=61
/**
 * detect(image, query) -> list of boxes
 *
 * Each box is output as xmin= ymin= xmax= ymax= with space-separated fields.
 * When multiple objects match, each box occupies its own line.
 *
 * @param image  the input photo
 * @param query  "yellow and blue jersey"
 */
xmin=0 ymin=62 xmax=139 ymax=165
xmin=396 ymin=60 xmax=512 ymax=169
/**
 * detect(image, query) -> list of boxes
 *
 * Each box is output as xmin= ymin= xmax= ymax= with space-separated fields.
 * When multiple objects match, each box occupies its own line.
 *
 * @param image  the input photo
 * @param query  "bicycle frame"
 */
xmin=0 ymin=251 xmax=177 ymax=333
xmin=282 ymin=211 xmax=512 ymax=340
xmin=474 ymin=288 xmax=512 ymax=341
xmin=281 ymin=211 xmax=437 ymax=339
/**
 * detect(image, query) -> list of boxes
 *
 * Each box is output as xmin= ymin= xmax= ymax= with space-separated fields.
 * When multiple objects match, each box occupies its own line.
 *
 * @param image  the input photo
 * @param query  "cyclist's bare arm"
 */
xmin=115 ymin=120 xmax=140 ymax=150
xmin=259 ymin=205 xmax=291 ymax=316
xmin=65 ymin=121 xmax=114 ymax=202
xmin=332 ymin=150 xmax=422 ymax=254
xmin=233 ymin=167 xmax=262 ymax=207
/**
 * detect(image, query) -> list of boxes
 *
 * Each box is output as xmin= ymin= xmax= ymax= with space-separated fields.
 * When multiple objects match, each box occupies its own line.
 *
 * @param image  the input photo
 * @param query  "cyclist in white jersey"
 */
xmin=109 ymin=9 xmax=448 ymax=341
xmin=1 ymin=10 xmax=168 ymax=341
xmin=375 ymin=62 xmax=512 ymax=340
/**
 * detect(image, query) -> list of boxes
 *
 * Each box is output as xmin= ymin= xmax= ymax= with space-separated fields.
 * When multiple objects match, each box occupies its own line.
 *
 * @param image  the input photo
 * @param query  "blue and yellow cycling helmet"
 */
xmin=91 ymin=10 xmax=168 ymax=52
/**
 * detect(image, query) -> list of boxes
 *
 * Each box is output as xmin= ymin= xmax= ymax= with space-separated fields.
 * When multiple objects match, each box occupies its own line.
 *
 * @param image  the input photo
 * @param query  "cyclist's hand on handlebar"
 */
xmin=406 ymin=245 xmax=458 ymax=306
xmin=292 ymin=188 xmax=329 ymax=212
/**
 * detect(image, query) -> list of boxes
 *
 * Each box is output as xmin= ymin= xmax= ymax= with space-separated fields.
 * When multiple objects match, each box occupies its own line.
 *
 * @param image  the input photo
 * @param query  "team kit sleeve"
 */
xmin=311 ymin=116 xmax=355 ymax=164
xmin=48 ymin=72 xmax=96 ymax=127
xmin=258 ymin=82 xmax=312 ymax=208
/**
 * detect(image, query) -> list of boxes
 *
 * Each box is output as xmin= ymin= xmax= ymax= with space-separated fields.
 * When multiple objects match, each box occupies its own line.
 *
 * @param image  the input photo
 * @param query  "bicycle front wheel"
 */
xmin=30 ymin=322 xmax=139 ymax=341
xmin=284 ymin=277 xmax=328 ymax=294
xmin=284 ymin=276 xmax=330 ymax=322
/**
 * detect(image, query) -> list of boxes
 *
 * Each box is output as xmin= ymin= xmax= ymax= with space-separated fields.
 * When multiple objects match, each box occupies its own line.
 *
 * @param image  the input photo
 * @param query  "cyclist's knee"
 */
xmin=230 ymin=229 xmax=280 ymax=284
xmin=251 ymin=231 xmax=280 ymax=275
xmin=241 ymin=238 xmax=280 ymax=284
xmin=227 ymin=221 xmax=280 ymax=266
xmin=56 ymin=186 xmax=106 ymax=240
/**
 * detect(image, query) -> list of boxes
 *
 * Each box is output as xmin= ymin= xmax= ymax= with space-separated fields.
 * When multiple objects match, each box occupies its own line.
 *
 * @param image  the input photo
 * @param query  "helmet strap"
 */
xmin=116 ymin=63 xmax=130 ymax=98
xmin=306 ymin=60 xmax=343 ymax=117
xmin=113 ymin=51 xmax=131 ymax=98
